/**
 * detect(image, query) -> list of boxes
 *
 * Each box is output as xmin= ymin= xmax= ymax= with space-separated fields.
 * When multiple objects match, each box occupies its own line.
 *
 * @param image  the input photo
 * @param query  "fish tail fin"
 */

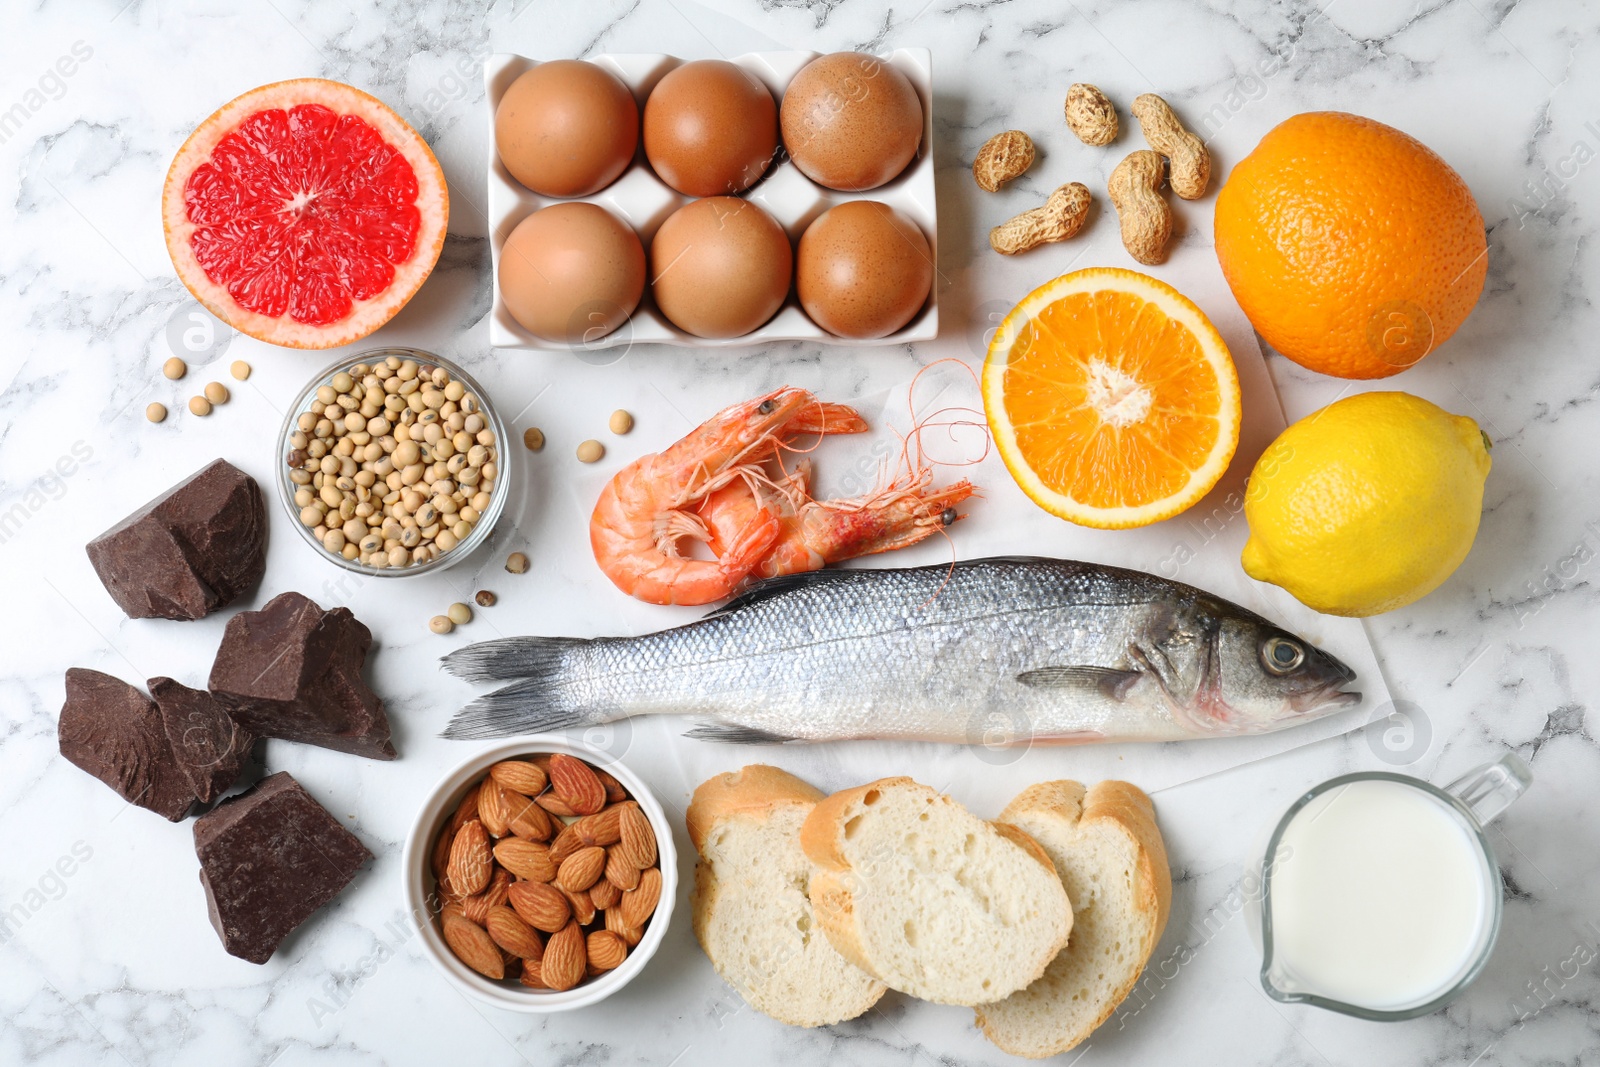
xmin=443 ymin=677 xmax=609 ymax=739
xmin=442 ymin=636 xmax=589 ymax=683
xmin=441 ymin=636 xmax=613 ymax=739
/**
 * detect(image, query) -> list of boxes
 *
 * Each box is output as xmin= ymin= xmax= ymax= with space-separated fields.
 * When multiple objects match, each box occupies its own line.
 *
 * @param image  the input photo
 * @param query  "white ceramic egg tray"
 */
xmin=484 ymin=48 xmax=938 ymax=351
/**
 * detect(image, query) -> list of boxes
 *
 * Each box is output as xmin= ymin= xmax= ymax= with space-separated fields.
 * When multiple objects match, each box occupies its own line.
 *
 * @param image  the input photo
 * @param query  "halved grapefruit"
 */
xmin=162 ymin=79 xmax=448 ymax=349
xmin=983 ymin=268 xmax=1241 ymax=529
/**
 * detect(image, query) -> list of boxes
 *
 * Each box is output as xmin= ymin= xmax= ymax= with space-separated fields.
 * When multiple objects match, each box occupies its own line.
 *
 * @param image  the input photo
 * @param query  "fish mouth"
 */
xmin=1290 ymin=681 xmax=1363 ymax=714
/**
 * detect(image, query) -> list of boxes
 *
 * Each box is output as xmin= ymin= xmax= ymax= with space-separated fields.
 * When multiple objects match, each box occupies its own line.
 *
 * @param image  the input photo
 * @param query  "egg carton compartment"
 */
xmin=484 ymin=48 xmax=938 ymax=351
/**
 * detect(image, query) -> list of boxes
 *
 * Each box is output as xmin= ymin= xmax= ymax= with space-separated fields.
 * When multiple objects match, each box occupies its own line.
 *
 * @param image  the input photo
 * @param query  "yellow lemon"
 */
xmin=1241 ymin=392 xmax=1491 ymax=617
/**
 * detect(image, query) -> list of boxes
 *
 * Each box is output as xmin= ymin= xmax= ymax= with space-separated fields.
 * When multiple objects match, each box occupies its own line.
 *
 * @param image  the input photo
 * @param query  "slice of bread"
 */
xmin=975 ymin=780 xmax=1171 ymax=1058
xmin=799 ymin=777 xmax=1072 ymax=1007
xmin=687 ymin=765 xmax=886 ymax=1027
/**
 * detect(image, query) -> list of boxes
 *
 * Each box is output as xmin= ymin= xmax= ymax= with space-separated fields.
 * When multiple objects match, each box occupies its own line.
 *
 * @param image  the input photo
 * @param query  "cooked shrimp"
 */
xmin=589 ymin=387 xmax=867 ymax=605
xmin=700 ymin=466 xmax=977 ymax=579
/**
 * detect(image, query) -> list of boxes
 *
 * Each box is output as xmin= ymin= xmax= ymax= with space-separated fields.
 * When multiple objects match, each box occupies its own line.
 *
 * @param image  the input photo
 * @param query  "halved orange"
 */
xmin=982 ymin=268 xmax=1241 ymax=529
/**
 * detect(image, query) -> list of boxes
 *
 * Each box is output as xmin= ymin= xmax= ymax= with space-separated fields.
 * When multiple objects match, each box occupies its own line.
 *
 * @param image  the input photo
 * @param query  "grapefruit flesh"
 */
xmin=163 ymin=79 xmax=448 ymax=349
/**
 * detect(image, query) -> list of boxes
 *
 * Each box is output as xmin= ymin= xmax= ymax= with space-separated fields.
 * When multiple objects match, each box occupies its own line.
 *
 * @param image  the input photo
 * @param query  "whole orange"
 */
xmin=1214 ymin=112 xmax=1486 ymax=379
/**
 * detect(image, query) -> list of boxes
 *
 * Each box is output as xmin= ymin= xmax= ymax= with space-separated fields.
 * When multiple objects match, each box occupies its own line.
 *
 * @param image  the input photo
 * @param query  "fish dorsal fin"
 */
xmin=701 ymin=569 xmax=859 ymax=620
xmin=1016 ymin=666 xmax=1142 ymax=700
xmin=683 ymin=721 xmax=798 ymax=744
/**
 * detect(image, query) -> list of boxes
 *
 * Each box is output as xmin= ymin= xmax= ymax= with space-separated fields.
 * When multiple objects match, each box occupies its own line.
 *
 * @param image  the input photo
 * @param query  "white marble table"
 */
xmin=3 ymin=1 xmax=1597 ymax=1064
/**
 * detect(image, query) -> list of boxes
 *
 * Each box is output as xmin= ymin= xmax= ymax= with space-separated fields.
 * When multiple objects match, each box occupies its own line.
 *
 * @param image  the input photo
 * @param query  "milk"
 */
xmin=1267 ymin=778 xmax=1493 ymax=1010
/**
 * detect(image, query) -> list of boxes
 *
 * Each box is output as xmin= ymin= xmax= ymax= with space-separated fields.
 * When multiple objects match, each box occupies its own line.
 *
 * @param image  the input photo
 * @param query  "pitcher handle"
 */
xmin=1445 ymin=752 xmax=1533 ymax=826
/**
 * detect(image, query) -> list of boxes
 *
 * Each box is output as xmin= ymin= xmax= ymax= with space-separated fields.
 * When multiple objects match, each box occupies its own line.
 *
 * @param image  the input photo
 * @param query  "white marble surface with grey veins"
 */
xmin=2 ymin=1 xmax=1598 ymax=1065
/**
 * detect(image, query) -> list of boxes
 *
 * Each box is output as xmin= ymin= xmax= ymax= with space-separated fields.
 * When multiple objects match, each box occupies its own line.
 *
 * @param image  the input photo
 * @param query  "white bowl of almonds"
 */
xmin=277 ymin=348 xmax=510 ymax=576
xmin=403 ymin=738 xmax=676 ymax=1011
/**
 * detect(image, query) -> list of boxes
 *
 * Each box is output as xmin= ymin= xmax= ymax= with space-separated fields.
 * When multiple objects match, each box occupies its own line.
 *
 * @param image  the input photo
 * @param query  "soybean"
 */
xmin=609 ymin=409 xmax=634 ymax=435
xmin=285 ymin=360 xmax=498 ymax=571
xmin=146 ymin=402 xmax=167 ymax=423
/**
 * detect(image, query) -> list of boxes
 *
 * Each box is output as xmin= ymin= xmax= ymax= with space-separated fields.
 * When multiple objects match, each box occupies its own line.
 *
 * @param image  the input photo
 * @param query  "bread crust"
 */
xmin=975 ymin=778 xmax=1171 ymax=1057
xmin=686 ymin=763 xmax=824 ymax=853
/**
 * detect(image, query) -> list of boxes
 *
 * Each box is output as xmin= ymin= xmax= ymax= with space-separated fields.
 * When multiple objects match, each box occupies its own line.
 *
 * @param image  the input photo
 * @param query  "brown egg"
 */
xmin=495 ymin=60 xmax=639 ymax=197
xmin=797 ymin=201 xmax=931 ymax=339
xmin=651 ymin=198 xmax=792 ymax=338
xmin=643 ymin=60 xmax=778 ymax=197
xmin=499 ymin=203 xmax=645 ymax=343
xmin=780 ymin=53 xmax=923 ymax=191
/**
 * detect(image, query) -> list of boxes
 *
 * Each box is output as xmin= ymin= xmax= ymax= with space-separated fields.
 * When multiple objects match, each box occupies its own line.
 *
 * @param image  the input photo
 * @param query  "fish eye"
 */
xmin=1263 ymin=637 xmax=1304 ymax=674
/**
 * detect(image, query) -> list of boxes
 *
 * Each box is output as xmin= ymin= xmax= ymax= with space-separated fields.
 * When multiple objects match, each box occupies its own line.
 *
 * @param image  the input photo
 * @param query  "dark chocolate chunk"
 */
xmin=86 ymin=459 xmax=267 ymax=621
xmin=193 ymin=772 xmax=372 ymax=964
xmin=209 ymin=592 xmax=397 ymax=760
xmin=149 ymin=676 xmax=255 ymax=805
xmin=58 ymin=668 xmax=195 ymax=821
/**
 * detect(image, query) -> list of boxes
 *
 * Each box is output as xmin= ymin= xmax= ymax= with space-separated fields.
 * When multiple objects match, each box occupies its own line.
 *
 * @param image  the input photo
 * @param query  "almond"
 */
xmin=604 ymin=906 xmax=643 ymax=947
xmin=573 ymin=803 xmax=626 ymax=847
xmin=447 ymin=819 xmax=493 ymax=897
xmin=529 ymin=753 xmax=554 ymax=776
xmin=485 ymin=904 xmax=545 ymax=960
xmin=430 ymin=824 xmax=455 ymax=881
xmin=489 ymin=759 xmax=549 ymax=797
xmin=595 ymin=767 xmax=628 ymax=805
xmin=557 ymin=846 xmax=606 ymax=894
xmin=536 ymin=792 xmax=578 ymax=818
xmin=507 ymin=879 xmax=571 ymax=933
xmin=620 ymin=866 xmax=661 ymax=929
xmin=617 ymin=805 xmax=657 ymax=869
xmin=462 ymin=867 xmax=512 ymax=925
xmin=443 ymin=913 xmax=504 ymax=979
xmin=604 ymin=846 xmax=641 ymax=891
xmin=587 ymin=929 xmax=628 ymax=971
xmin=562 ymin=883 xmax=598 ymax=926
xmin=548 ymin=753 xmax=607 ymax=815
xmin=541 ymin=921 xmax=586 ymax=991
xmin=590 ymin=878 xmax=621 ymax=911
xmin=506 ymin=792 xmax=554 ymax=841
xmin=494 ymin=838 xmax=557 ymax=883
xmin=447 ymin=783 xmax=481 ymax=834
xmin=549 ymin=823 xmax=585 ymax=864
xmin=518 ymin=959 xmax=547 ymax=988
xmin=477 ymin=781 xmax=511 ymax=838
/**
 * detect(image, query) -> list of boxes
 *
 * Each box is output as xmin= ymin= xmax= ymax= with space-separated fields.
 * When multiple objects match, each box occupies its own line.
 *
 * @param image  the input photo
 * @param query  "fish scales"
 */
xmin=442 ymin=557 xmax=1360 ymax=746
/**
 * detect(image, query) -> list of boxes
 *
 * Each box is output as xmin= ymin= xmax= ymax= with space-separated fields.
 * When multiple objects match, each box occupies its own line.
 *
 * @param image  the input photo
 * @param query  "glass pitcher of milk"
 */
xmin=1252 ymin=754 xmax=1532 ymax=1020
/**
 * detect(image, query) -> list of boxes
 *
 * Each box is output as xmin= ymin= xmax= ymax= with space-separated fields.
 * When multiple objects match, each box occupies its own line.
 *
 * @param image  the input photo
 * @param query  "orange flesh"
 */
xmin=1002 ymin=290 xmax=1223 ymax=510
